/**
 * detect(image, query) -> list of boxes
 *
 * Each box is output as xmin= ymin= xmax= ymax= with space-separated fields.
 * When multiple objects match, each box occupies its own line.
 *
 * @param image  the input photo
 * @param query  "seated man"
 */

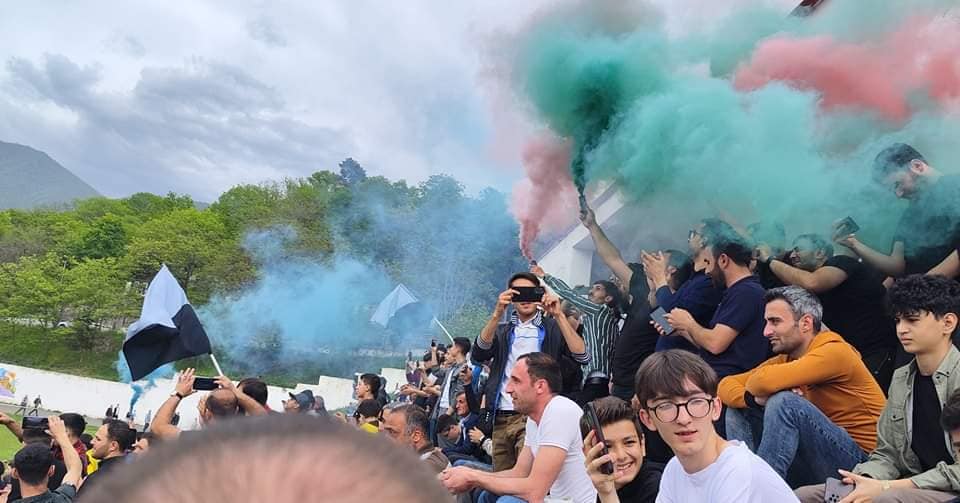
xmin=636 ymin=350 xmax=797 ymax=502
xmin=758 ymin=234 xmax=899 ymax=390
xmin=11 ymin=416 xmax=83 ymax=502
xmin=440 ymin=391 xmax=489 ymax=468
xmin=381 ymin=403 xmax=451 ymax=475
xmin=582 ymin=396 xmax=664 ymax=503
xmin=796 ymin=275 xmax=960 ymax=502
xmin=719 ymin=286 xmax=885 ymax=486
xmin=440 ymin=353 xmax=597 ymax=503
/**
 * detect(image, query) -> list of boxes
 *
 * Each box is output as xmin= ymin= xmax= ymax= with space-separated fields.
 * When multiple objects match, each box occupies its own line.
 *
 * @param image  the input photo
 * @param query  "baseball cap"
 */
xmin=288 ymin=390 xmax=316 ymax=411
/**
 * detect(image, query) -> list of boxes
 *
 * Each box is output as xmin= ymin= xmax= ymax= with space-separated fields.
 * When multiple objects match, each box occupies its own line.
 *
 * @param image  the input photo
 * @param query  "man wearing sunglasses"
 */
xmin=635 ymin=350 xmax=797 ymax=502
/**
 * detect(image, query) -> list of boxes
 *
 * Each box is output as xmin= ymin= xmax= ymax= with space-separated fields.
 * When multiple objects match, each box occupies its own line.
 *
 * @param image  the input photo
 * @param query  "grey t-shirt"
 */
xmin=18 ymin=483 xmax=77 ymax=503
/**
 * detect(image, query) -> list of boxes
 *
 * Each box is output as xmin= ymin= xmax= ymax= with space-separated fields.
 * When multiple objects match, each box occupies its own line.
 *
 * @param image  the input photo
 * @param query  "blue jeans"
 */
xmin=725 ymin=391 xmax=869 ymax=486
xmin=477 ymin=491 xmax=526 ymax=503
xmin=453 ymin=459 xmax=493 ymax=471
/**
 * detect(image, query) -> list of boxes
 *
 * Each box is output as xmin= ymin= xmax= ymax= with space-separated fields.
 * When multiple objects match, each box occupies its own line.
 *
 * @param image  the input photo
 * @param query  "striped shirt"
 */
xmin=544 ymin=275 xmax=620 ymax=379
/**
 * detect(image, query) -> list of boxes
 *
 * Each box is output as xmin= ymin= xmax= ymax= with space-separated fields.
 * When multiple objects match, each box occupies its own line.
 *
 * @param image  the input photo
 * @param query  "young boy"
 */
xmin=796 ymin=274 xmax=960 ymax=502
xmin=634 ymin=350 xmax=797 ymax=502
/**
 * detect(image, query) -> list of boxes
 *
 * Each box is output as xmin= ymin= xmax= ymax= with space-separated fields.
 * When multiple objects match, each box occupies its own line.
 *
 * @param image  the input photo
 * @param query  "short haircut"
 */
xmin=238 ymin=378 xmax=269 ymax=407
xmin=60 ymin=413 xmax=86 ymax=439
xmin=764 ymin=286 xmax=824 ymax=332
xmin=104 ymin=419 xmax=137 ymax=452
xmin=708 ymin=232 xmax=754 ymax=267
xmin=873 ymin=143 xmax=926 ymax=181
xmin=13 ymin=443 xmax=54 ymax=485
xmin=942 ymin=388 xmax=960 ymax=433
xmin=888 ymin=275 xmax=960 ymax=329
xmin=21 ymin=428 xmax=52 ymax=446
xmin=388 ymin=404 xmax=430 ymax=438
xmin=206 ymin=389 xmax=241 ymax=418
xmin=594 ymin=280 xmax=625 ymax=315
xmin=635 ymin=350 xmax=718 ymax=407
xmin=356 ymin=399 xmax=382 ymax=420
xmin=360 ymin=373 xmax=382 ymax=396
xmin=518 ymin=352 xmax=562 ymax=393
xmin=80 ymin=433 xmax=94 ymax=450
xmin=579 ymin=396 xmax=642 ymax=438
xmin=700 ymin=218 xmax=739 ymax=248
xmin=508 ymin=272 xmax=540 ymax=287
xmin=665 ymin=249 xmax=694 ymax=286
xmin=452 ymin=337 xmax=471 ymax=356
xmin=77 ymin=415 xmax=453 ymax=502
xmin=437 ymin=414 xmax=458 ymax=435
xmin=793 ymin=234 xmax=834 ymax=257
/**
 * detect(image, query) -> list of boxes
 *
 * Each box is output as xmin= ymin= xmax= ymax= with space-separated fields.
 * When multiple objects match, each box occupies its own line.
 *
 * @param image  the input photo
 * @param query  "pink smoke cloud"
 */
xmin=734 ymin=15 xmax=960 ymax=121
xmin=511 ymin=135 xmax=578 ymax=259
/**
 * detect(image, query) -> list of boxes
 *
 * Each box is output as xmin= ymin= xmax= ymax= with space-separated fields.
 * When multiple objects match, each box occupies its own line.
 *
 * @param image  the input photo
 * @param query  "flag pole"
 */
xmin=432 ymin=317 xmax=455 ymax=343
xmin=209 ymin=353 xmax=225 ymax=376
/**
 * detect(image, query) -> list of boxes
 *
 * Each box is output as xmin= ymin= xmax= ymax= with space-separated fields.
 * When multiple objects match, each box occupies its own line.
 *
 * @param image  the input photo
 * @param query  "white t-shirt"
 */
xmin=656 ymin=441 xmax=798 ymax=503
xmin=498 ymin=320 xmax=540 ymax=411
xmin=524 ymin=395 xmax=597 ymax=503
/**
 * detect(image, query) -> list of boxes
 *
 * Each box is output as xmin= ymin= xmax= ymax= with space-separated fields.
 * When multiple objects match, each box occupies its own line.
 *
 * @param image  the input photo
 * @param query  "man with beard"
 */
xmin=660 ymin=233 xmax=770 ymax=380
xmin=759 ymin=234 xmax=900 ymax=391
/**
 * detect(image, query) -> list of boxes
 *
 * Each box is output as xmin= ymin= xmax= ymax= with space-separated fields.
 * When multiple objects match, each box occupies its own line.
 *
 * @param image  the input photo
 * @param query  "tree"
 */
xmin=338 ymin=158 xmax=367 ymax=186
xmin=1 ymin=253 xmax=67 ymax=329
xmin=61 ymin=258 xmax=136 ymax=348
xmin=69 ymin=214 xmax=128 ymax=260
xmin=209 ymin=184 xmax=282 ymax=235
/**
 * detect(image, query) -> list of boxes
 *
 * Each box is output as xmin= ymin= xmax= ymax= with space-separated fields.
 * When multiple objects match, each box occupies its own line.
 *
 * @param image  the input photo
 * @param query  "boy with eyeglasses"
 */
xmin=635 ymin=350 xmax=797 ymax=502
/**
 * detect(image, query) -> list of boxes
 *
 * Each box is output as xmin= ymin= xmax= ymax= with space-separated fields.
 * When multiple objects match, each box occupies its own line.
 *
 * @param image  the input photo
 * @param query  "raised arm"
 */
xmin=543 ymin=295 xmax=588 ymax=360
xmin=837 ymin=233 xmax=905 ymax=278
xmin=928 ymin=250 xmax=960 ymax=278
xmin=581 ymin=207 xmax=633 ymax=286
xmin=215 ymin=375 xmax=267 ymax=416
xmin=533 ymin=265 xmax=602 ymax=316
xmin=48 ymin=416 xmax=82 ymax=487
xmin=151 ymin=368 xmax=196 ymax=439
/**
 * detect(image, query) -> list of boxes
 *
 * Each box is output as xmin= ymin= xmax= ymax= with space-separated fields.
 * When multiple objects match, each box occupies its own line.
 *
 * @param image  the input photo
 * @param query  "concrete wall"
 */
xmin=0 ymin=362 xmax=404 ymax=429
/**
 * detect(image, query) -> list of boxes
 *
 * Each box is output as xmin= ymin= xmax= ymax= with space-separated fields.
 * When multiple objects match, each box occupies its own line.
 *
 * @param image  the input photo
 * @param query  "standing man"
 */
xmin=430 ymin=337 xmax=471 ymax=445
xmin=836 ymin=143 xmax=960 ymax=277
xmin=10 ymin=417 xmax=83 ymax=502
xmin=16 ymin=395 xmax=28 ymax=415
xmin=29 ymin=395 xmax=42 ymax=416
xmin=532 ymin=263 xmax=622 ymax=402
xmin=472 ymin=273 xmax=588 ymax=472
xmin=80 ymin=419 xmax=136 ymax=496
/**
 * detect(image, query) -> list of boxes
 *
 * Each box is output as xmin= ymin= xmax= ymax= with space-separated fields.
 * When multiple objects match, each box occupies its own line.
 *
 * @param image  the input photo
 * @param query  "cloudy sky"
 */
xmin=0 ymin=1 xmax=795 ymax=201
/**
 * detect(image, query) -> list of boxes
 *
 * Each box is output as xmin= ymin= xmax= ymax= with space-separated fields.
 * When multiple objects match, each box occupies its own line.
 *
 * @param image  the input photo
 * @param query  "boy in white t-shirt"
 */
xmin=635 ymin=350 xmax=798 ymax=503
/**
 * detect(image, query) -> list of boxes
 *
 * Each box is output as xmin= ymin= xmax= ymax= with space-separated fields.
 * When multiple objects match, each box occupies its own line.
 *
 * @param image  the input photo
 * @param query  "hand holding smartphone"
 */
xmin=192 ymin=376 xmax=219 ymax=391
xmin=512 ymin=286 xmax=545 ymax=303
xmin=584 ymin=403 xmax=614 ymax=475
xmin=650 ymin=307 xmax=676 ymax=335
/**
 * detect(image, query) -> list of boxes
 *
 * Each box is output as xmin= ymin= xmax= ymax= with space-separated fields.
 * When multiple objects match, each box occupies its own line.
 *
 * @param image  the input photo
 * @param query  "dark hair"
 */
xmin=389 ymin=404 xmax=430 ymax=438
xmin=137 ymin=431 xmax=156 ymax=444
xmin=437 ymin=414 xmax=458 ymax=435
xmin=517 ymin=352 xmax=562 ymax=393
xmin=356 ymin=399 xmax=382 ymax=420
xmin=594 ymin=280 xmax=625 ymax=315
xmin=452 ymin=337 xmax=471 ymax=356
xmin=665 ymin=249 xmax=694 ymax=286
xmin=888 ymin=275 xmax=960 ymax=332
xmin=104 ymin=419 xmax=137 ymax=452
xmin=13 ymin=443 xmax=54 ymax=485
xmin=80 ymin=433 xmax=94 ymax=450
xmin=360 ymin=373 xmax=382 ymax=396
xmin=60 ymin=413 xmax=86 ymax=439
xmin=579 ymin=396 xmax=642 ymax=438
xmin=77 ymin=415 xmax=453 ymax=502
xmin=942 ymin=388 xmax=960 ymax=433
xmin=699 ymin=218 xmax=739 ymax=248
xmin=793 ymin=234 xmax=834 ymax=258
xmin=206 ymin=389 xmax=241 ymax=418
xmin=634 ymin=350 xmax=718 ymax=407
xmin=508 ymin=272 xmax=540 ymax=288
xmin=708 ymin=233 xmax=754 ymax=267
xmin=21 ymin=427 xmax=52 ymax=446
xmin=874 ymin=143 xmax=926 ymax=181
xmin=238 ymin=378 xmax=269 ymax=407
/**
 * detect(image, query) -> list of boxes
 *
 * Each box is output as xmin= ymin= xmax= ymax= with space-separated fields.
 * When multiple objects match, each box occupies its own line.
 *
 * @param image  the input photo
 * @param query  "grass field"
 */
xmin=0 ymin=411 xmax=101 ymax=465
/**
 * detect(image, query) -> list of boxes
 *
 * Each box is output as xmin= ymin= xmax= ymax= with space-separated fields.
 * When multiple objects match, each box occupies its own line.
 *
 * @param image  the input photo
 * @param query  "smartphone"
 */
xmin=192 ymin=376 xmax=219 ymax=391
xmin=650 ymin=307 xmax=675 ymax=335
xmin=584 ymin=403 xmax=614 ymax=475
xmin=835 ymin=216 xmax=860 ymax=236
xmin=21 ymin=416 xmax=48 ymax=431
xmin=512 ymin=286 xmax=546 ymax=303
xmin=824 ymin=477 xmax=854 ymax=503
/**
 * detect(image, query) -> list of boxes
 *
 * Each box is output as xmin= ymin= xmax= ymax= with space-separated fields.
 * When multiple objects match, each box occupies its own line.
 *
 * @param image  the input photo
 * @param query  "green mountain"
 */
xmin=0 ymin=141 xmax=100 ymax=209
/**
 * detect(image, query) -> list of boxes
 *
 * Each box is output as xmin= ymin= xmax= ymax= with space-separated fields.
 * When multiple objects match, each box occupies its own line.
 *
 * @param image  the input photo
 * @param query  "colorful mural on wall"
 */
xmin=0 ymin=368 xmax=17 ymax=398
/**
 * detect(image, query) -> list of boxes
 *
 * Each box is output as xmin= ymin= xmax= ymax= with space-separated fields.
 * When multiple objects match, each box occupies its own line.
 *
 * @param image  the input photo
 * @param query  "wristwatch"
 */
xmin=171 ymin=392 xmax=186 ymax=400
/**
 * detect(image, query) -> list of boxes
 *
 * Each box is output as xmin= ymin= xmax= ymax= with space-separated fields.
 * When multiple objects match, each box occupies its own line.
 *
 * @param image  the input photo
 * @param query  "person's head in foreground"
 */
xmin=635 ymin=350 xmax=722 ymax=467
xmin=13 ymin=443 xmax=56 ymax=492
xmin=888 ymin=274 xmax=960 ymax=357
xmin=200 ymin=389 xmax=240 ymax=423
xmin=77 ymin=415 xmax=452 ymax=503
xmin=580 ymin=396 xmax=646 ymax=492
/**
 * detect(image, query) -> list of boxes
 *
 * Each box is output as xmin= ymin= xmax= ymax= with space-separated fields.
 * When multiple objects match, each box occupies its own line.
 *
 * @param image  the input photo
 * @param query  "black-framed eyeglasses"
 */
xmin=647 ymin=397 xmax=714 ymax=423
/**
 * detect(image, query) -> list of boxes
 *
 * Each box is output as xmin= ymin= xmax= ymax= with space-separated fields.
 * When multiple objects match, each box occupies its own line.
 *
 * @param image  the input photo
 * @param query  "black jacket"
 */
xmin=472 ymin=311 xmax=588 ymax=414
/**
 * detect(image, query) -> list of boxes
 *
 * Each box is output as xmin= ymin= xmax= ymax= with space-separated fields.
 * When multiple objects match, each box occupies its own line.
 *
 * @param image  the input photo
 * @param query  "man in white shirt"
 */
xmin=441 ymin=352 xmax=596 ymax=503
xmin=635 ymin=350 xmax=798 ymax=503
